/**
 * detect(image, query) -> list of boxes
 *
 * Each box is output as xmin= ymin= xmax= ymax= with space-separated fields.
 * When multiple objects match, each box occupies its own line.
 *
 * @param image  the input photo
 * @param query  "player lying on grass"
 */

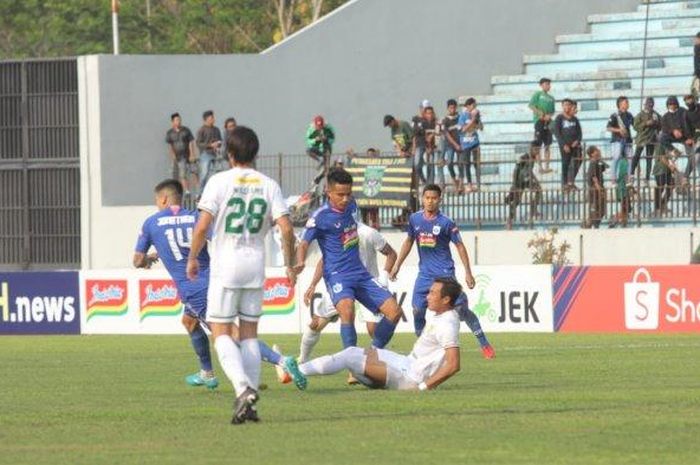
xmin=390 ymin=184 xmax=495 ymax=359
xmin=297 ymin=222 xmax=397 ymax=381
xmin=294 ymin=168 xmax=403 ymax=351
xmin=280 ymin=277 xmax=463 ymax=391
xmin=134 ymin=179 xmax=296 ymax=391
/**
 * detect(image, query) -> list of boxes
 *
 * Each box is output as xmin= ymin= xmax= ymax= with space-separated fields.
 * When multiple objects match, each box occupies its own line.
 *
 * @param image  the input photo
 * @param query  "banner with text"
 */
xmin=346 ymin=156 xmax=413 ymax=209
xmin=0 ymin=271 xmax=80 ymax=335
xmin=554 ymin=266 xmax=700 ymax=332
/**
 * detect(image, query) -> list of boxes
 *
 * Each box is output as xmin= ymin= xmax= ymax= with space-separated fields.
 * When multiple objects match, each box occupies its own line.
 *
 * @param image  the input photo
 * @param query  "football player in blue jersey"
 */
xmin=134 ymin=179 xmax=296 ymax=391
xmin=294 ymin=168 xmax=402 ymax=351
xmin=390 ymin=184 xmax=495 ymax=358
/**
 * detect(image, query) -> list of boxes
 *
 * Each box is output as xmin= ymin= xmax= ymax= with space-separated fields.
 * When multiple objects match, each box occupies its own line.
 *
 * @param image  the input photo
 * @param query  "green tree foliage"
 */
xmin=0 ymin=0 xmax=348 ymax=58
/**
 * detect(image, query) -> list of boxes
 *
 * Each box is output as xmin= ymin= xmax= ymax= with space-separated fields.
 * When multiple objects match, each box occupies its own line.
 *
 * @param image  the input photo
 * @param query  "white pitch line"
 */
xmin=500 ymin=342 xmax=700 ymax=352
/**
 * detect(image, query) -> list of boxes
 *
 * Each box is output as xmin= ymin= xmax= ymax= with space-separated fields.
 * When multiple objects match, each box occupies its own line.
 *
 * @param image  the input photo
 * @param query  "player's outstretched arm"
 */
xmin=304 ymin=259 xmax=324 ymax=306
xmin=390 ymin=237 xmax=414 ymax=281
xmin=454 ymin=242 xmax=475 ymax=289
xmin=275 ymin=215 xmax=298 ymax=285
xmin=187 ymin=211 xmax=213 ymax=280
xmin=420 ymin=347 xmax=460 ymax=391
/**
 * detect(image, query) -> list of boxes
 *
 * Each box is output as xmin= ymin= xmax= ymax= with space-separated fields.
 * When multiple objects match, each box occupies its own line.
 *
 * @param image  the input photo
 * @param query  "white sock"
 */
xmin=299 ymin=347 xmax=366 ymax=377
xmin=240 ymin=338 xmax=261 ymax=391
xmin=299 ymin=327 xmax=321 ymax=363
xmin=214 ymin=335 xmax=248 ymax=396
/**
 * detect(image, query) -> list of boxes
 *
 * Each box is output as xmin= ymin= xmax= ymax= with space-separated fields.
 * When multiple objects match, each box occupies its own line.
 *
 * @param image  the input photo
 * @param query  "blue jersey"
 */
xmin=135 ymin=206 xmax=210 ymax=301
xmin=302 ymin=199 xmax=366 ymax=278
xmin=407 ymin=210 xmax=462 ymax=279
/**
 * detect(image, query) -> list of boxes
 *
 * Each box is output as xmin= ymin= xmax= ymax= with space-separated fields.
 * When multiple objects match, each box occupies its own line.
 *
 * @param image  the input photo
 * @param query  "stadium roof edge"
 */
xmin=261 ymin=0 xmax=361 ymax=55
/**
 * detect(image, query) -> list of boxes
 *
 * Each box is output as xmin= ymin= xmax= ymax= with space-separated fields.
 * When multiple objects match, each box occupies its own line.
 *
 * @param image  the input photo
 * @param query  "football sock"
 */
xmin=458 ymin=305 xmax=490 ymax=348
xmin=299 ymin=326 xmax=321 ymax=363
xmin=299 ymin=347 xmax=366 ymax=376
xmin=372 ymin=317 xmax=397 ymax=348
xmin=413 ymin=308 xmax=427 ymax=337
xmin=340 ymin=323 xmax=357 ymax=348
xmin=240 ymin=338 xmax=261 ymax=391
xmin=258 ymin=340 xmax=282 ymax=366
xmin=189 ymin=325 xmax=213 ymax=372
xmin=214 ymin=335 xmax=248 ymax=396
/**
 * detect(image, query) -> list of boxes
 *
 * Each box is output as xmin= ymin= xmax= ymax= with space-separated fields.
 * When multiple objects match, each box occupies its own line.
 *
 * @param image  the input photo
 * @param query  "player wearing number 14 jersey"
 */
xmin=187 ymin=126 xmax=299 ymax=424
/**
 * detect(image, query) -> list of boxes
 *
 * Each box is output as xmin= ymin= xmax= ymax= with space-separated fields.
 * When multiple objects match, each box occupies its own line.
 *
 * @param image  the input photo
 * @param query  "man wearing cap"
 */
xmin=306 ymin=115 xmax=336 ymax=168
xmin=632 ymin=98 xmax=661 ymax=187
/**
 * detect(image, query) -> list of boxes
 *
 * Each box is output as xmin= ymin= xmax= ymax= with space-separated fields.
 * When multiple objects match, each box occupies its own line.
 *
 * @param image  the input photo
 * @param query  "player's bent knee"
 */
xmin=181 ymin=314 xmax=198 ymax=333
xmin=380 ymin=300 xmax=401 ymax=323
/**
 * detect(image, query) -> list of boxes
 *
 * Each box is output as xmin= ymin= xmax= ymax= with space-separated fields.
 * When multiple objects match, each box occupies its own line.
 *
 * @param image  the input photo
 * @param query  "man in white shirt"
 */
xmin=284 ymin=277 xmax=462 ymax=391
xmin=290 ymin=223 xmax=396 ymax=383
xmin=187 ymin=126 xmax=297 ymax=424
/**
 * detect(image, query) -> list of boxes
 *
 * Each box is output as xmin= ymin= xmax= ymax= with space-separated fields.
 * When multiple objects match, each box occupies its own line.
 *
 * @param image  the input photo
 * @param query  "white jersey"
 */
xmin=407 ymin=310 xmax=460 ymax=383
xmin=357 ymin=223 xmax=387 ymax=278
xmin=198 ymin=167 xmax=288 ymax=288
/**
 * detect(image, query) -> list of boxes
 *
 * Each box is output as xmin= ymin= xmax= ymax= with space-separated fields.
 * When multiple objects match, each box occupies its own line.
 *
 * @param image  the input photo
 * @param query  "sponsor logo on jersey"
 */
xmin=432 ymin=225 xmax=441 ymax=235
xmin=417 ymin=232 xmax=437 ymax=248
xmin=235 ymin=176 xmax=261 ymax=185
xmin=341 ymin=225 xmax=359 ymax=250
xmin=262 ymin=277 xmax=295 ymax=315
xmin=139 ymin=279 xmax=182 ymax=321
xmin=86 ymin=280 xmax=128 ymax=320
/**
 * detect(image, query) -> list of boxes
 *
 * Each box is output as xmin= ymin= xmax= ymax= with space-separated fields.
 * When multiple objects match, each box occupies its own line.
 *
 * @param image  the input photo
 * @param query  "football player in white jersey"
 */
xmin=288 ymin=223 xmax=396 ymax=384
xmin=283 ymin=277 xmax=462 ymax=391
xmin=187 ymin=126 xmax=298 ymax=424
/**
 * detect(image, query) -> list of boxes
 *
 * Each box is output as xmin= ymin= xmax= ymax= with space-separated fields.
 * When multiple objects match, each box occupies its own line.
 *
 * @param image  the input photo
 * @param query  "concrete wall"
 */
xmin=89 ymin=0 xmax=639 ymax=207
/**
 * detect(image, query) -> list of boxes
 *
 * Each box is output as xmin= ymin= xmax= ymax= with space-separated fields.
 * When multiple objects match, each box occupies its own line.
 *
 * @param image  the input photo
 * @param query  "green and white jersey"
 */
xmin=198 ymin=167 xmax=287 ymax=288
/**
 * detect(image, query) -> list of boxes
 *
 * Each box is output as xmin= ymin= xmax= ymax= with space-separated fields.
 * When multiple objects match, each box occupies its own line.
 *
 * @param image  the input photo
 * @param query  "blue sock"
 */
xmin=340 ymin=323 xmax=357 ymax=348
xmin=458 ymin=304 xmax=490 ymax=348
xmin=189 ymin=325 xmax=213 ymax=372
xmin=258 ymin=340 xmax=282 ymax=366
xmin=413 ymin=307 xmax=427 ymax=337
xmin=372 ymin=318 xmax=397 ymax=348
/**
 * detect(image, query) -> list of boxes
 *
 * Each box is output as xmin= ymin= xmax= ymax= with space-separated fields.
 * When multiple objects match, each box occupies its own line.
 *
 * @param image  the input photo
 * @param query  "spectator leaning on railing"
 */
xmin=305 ymin=115 xmax=335 ymax=168
xmin=384 ymin=114 xmax=414 ymax=157
xmin=652 ymin=142 xmax=679 ymax=216
xmin=195 ymin=110 xmax=222 ymax=192
xmin=606 ymin=96 xmax=634 ymax=182
xmin=682 ymin=94 xmax=700 ymax=178
xmin=165 ymin=112 xmax=196 ymax=196
xmin=457 ymin=98 xmax=482 ymax=193
xmin=529 ymin=77 xmax=555 ymax=174
xmin=553 ymin=98 xmax=583 ymax=192
xmin=660 ymin=96 xmax=693 ymax=176
xmin=505 ymin=145 xmax=542 ymax=230
xmin=411 ymin=100 xmax=430 ymax=184
xmin=631 ymin=97 xmax=661 ymax=187
xmin=585 ymin=145 xmax=607 ymax=229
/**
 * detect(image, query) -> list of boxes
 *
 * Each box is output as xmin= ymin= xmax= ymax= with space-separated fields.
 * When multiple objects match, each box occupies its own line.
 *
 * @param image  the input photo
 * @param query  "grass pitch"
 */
xmin=1 ymin=333 xmax=698 ymax=465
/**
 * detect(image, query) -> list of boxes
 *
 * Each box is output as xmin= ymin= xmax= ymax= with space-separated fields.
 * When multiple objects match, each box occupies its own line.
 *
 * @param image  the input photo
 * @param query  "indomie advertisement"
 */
xmin=554 ymin=266 xmax=700 ymax=332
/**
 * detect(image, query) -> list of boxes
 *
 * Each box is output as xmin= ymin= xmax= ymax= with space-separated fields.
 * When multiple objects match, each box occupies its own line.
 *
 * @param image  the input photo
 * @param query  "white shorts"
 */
xmin=376 ymin=349 xmax=419 ymax=391
xmin=314 ymin=292 xmax=382 ymax=324
xmin=206 ymin=279 xmax=263 ymax=324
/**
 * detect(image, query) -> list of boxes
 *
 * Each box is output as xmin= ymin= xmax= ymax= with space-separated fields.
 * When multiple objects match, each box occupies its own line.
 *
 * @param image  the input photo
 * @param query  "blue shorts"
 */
xmin=182 ymin=288 xmax=207 ymax=322
xmin=412 ymin=276 xmax=467 ymax=313
xmin=325 ymin=271 xmax=392 ymax=314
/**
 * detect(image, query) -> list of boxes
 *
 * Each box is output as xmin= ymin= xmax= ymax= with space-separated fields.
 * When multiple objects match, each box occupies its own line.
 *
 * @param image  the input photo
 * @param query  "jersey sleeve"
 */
xmin=436 ymin=318 xmax=460 ymax=349
xmin=197 ymin=175 xmax=221 ymax=216
xmin=370 ymin=228 xmax=387 ymax=252
xmin=134 ymin=219 xmax=152 ymax=253
xmin=269 ymin=181 xmax=289 ymax=221
xmin=302 ymin=212 xmax=321 ymax=243
xmin=446 ymin=218 xmax=462 ymax=244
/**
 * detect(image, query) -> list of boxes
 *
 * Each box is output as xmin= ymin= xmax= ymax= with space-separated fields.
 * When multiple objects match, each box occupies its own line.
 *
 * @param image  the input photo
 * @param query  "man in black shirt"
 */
xmin=411 ymin=100 xmax=430 ymax=184
xmin=683 ymin=94 xmax=700 ymax=177
xmin=606 ymin=96 xmax=634 ymax=183
xmin=195 ymin=110 xmax=222 ymax=192
xmin=442 ymin=99 xmax=462 ymax=192
xmin=165 ymin=112 xmax=195 ymax=195
xmin=585 ymin=146 xmax=607 ymax=228
xmin=553 ymin=98 xmax=583 ymax=191
xmin=505 ymin=145 xmax=542 ymax=230
xmin=692 ymin=32 xmax=700 ymax=98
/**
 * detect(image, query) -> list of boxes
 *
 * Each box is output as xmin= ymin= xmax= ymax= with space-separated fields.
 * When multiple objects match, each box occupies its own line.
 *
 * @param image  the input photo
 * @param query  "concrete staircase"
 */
xmin=467 ymin=0 xmax=698 ymax=158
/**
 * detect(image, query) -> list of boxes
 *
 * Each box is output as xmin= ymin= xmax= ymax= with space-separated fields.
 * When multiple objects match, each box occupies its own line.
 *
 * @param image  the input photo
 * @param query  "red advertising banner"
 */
xmin=554 ymin=266 xmax=700 ymax=332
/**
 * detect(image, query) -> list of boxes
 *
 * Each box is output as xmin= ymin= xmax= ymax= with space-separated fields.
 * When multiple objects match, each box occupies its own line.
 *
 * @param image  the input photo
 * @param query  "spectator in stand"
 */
xmin=528 ymin=78 xmax=555 ymax=174
xmin=305 ymin=115 xmax=335 ymax=168
xmin=660 ymin=96 xmax=693 ymax=181
xmin=610 ymin=156 xmax=631 ymax=228
xmin=384 ymin=114 xmax=414 ymax=157
xmin=692 ymin=32 xmax=700 ymax=97
xmin=360 ymin=147 xmax=381 ymax=230
xmin=606 ymin=96 xmax=634 ymax=182
xmin=457 ymin=98 xmax=482 ymax=193
xmin=222 ymin=117 xmax=237 ymax=148
xmin=585 ymin=145 xmax=607 ymax=229
xmin=631 ymin=97 xmax=661 ymax=187
xmin=652 ymin=143 xmax=680 ymax=216
xmin=505 ymin=145 xmax=542 ymax=230
xmin=683 ymin=94 xmax=700 ymax=178
xmin=165 ymin=112 xmax=195 ymax=196
xmin=553 ymin=98 xmax=583 ymax=192
xmin=195 ymin=110 xmax=222 ymax=192
xmin=421 ymin=106 xmax=439 ymax=185
xmin=442 ymin=99 xmax=462 ymax=192
xmin=411 ymin=101 xmax=430 ymax=184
